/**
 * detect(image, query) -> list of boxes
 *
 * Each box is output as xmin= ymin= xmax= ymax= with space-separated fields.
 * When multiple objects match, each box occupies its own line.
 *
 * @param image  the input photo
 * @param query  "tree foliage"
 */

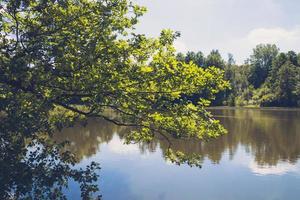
xmin=0 ymin=0 xmax=229 ymax=197
xmin=248 ymin=44 xmax=279 ymax=88
xmin=205 ymin=49 xmax=225 ymax=69
xmin=177 ymin=44 xmax=300 ymax=107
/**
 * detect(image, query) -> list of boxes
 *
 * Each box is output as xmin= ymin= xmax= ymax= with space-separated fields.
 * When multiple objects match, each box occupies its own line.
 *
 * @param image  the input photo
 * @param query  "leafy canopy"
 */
xmin=0 ymin=0 xmax=228 ymax=168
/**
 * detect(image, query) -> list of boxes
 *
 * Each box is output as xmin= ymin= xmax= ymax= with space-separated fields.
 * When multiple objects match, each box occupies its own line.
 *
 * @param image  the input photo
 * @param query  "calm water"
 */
xmin=54 ymin=108 xmax=300 ymax=200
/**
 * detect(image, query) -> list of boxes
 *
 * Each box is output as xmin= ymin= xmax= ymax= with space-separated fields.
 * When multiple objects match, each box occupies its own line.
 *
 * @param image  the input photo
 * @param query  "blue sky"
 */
xmin=134 ymin=0 xmax=300 ymax=64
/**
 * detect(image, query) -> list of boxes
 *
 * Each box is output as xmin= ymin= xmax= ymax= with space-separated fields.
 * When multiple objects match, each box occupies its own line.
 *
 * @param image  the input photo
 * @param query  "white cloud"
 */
xmin=249 ymin=160 xmax=300 ymax=176
xmin=231 ymin=147 xmax=300 ymax=176
xmin=107 ymin=135 xmax=140 ymax=155
xmin=247 ymin=26 xmax=300 ymax=48
xmin=215 ymin=26 xmax=300 ymax=64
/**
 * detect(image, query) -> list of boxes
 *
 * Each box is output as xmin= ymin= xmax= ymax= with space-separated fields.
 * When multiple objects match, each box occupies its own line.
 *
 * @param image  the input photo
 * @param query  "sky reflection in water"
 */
xmin=54 ymin=108 xmax=300 ymax=200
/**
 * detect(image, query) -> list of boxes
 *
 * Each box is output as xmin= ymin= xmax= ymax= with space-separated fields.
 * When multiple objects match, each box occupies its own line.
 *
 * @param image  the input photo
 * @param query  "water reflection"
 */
xmin=54 ymin=121 xmax=160 ymax=163
xmin=52 ymin=108 xmax=300 ymax=200
xmin=0 ymin=133 xmax=101 ymax=199
xmin=213 ymin=108 xmax=300 ymax=166
xmin=54 ymin=108 xmax=300 ymax=169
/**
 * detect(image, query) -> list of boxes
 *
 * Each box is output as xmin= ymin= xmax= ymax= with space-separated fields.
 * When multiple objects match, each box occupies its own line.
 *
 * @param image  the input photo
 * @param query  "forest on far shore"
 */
xmin=177 ymin=44 xmax=300 ymax=107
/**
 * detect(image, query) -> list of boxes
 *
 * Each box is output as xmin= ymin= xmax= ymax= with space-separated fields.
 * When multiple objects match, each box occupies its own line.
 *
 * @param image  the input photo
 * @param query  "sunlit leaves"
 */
xmin=1 ymin=0 xmax=229 ymax=179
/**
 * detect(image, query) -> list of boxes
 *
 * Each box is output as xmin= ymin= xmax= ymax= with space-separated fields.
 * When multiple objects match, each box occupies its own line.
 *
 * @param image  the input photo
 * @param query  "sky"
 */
xmin=134 ymin=0 xmax=300 ymax=64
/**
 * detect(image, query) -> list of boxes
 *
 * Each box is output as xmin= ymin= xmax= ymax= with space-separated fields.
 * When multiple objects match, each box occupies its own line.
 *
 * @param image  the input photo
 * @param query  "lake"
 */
xmin=53 ymin=108 xmax=300 ymax=200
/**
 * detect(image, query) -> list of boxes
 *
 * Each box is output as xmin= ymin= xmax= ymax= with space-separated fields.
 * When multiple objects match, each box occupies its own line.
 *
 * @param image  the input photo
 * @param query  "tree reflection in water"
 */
xmin=0 ymin=122 xmax=101 ymax=199
xmin=53 ymin=108 xmax=300 ymax=167
xmin=2 ymin=108 xmax=299 ymax=199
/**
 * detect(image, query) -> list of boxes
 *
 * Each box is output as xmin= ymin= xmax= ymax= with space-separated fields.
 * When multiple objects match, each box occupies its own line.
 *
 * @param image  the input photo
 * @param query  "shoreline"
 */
xmin=207 ymin=106 xmax=300 ymax=111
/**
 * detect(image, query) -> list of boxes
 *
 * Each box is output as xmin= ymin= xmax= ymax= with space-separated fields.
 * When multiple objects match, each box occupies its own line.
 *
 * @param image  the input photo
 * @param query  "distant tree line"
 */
xmin=177 ymin=44 xmax=300 ymax=107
